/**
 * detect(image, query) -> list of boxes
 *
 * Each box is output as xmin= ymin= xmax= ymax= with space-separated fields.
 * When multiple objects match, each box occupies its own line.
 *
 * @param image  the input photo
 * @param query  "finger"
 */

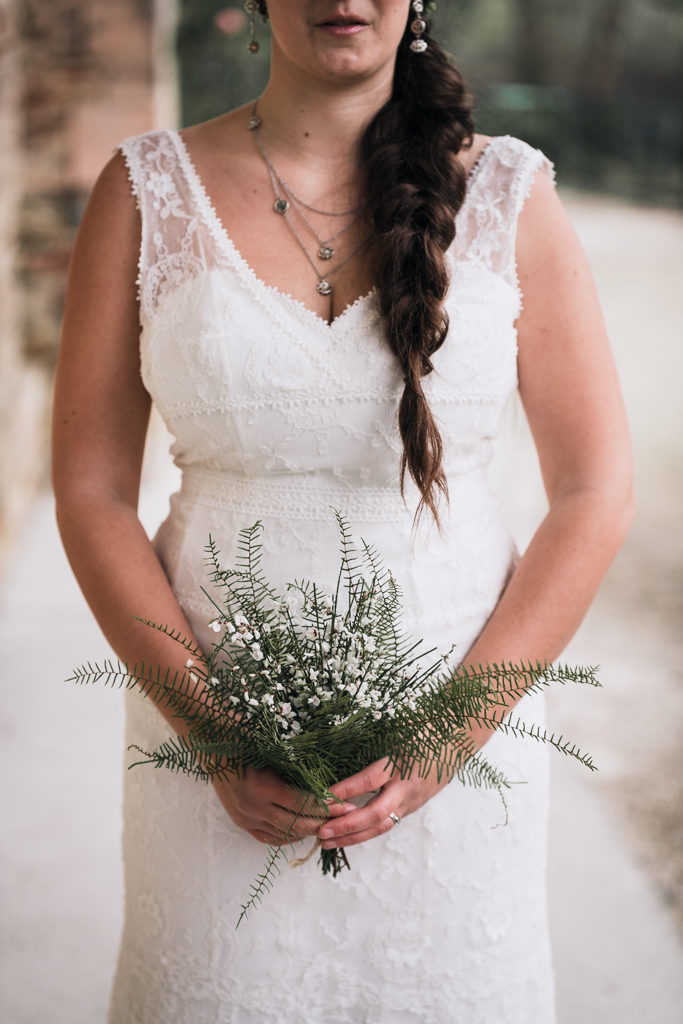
xmin=251 ymin=829 xmax=282 ymax=845
xmin=246 ymin=769 xmax=315 ymax=814
xmin=317 ymin=791 xmax=399 ymax=845
xmin=325 ymin=798 xmax=358 ymax=817
xmin=271 ymin=810 xmax=323 ymax=841
xmin=327 ymin=759 xmax=395 ymax=803
xmin=320 ymin=815 xmax=396 ymax=851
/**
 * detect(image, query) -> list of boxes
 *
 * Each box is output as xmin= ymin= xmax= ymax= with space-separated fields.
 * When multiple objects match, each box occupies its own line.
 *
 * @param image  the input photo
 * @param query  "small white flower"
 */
xmin=208 ymin=619 xmax=222 ymax=633
xmin=186 ymin=658 xmax=194 ymax=667
xmin=229 ymin=695 xmax=240 ymax=705
xmin=189 ymin=672 xmax=198 ymax=683
xmin=210 ymin=677 xmax=219 ymax=686
xmin=251 ymin=645 xmax=264 ymax=661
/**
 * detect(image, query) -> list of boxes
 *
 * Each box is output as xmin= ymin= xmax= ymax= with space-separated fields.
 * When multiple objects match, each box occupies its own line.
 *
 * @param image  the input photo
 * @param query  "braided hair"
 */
xmin=361 ymin=18 xmax=474 ymax=526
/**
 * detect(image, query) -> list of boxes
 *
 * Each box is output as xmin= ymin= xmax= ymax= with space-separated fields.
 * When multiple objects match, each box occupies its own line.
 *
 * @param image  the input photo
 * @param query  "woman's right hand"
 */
xmin=212 ymin=768 xmax=356 ymax=846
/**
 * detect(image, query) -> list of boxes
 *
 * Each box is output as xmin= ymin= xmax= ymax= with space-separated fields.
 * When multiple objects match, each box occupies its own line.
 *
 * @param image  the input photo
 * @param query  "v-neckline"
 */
xmin=170 ymin=129 xmax=503 ymax=332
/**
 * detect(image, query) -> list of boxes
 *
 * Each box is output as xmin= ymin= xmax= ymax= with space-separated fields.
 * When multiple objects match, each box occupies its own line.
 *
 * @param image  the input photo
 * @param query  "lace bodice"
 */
xmin=120 ymin=130 xmax=553 ymax=491
xmin=109 ymin=129 xmax=558 ymax=1024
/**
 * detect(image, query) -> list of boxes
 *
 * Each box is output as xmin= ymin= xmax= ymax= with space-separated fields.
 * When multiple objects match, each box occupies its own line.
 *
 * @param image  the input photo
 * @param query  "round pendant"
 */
xmin=410 ymin=38 xmax=428 ymax=53
xmin=247 ymin=114 xmax=262 ymax=131
xmin=318 ymin=245 xmax=334 ymax=261
xmin=316 ymin=280 xmax=332 ymax=296
xmin=273 ymin=198 xmax=289 ymax=215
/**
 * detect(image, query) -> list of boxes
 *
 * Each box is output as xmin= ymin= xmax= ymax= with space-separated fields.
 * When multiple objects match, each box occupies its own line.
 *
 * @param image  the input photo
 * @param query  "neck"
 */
xmin=256 ymin=53 xmax=395 ymax=168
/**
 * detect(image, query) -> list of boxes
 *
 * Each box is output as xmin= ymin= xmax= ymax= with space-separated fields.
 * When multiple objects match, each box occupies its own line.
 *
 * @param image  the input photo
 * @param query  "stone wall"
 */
xmin=0 ymin=0 xmax=178 ymax=570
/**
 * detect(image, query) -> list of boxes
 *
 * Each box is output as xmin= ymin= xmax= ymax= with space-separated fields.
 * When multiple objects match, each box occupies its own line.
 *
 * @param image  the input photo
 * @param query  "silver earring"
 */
xmin=244 ymin=0 xmax=261 ymax=54
xmin=410 ymin=1 xmax=428 ymax=53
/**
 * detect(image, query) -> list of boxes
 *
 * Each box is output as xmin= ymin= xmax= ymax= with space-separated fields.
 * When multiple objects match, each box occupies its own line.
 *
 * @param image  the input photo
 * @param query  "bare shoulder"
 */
xmin=180 ymin=103 xmax=255 ymax=161
xmin=457 ymin=132 xmax=493 ymax=177
xmin=76 ymin=149 xmax=141 ymax=266
xmin=87 ymin=148 xmax=137 ymax=213
xmin=518 ymin=158 xmax=572 ymax=262
xmin=65 ymin=149 xmax=141 ymax=327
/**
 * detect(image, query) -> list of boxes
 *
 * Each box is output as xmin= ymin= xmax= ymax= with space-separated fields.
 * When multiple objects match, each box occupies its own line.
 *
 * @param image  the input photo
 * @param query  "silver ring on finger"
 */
xmin=388 ymin=812 xmax=401 ymax=826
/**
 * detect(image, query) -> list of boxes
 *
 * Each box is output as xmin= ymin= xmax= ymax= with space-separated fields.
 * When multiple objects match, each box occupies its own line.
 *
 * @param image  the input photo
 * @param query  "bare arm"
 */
xmin=319 ymin=170 xmax=634 ymax=849
xmin=53 ymin=153 xmax=347 ymax=842
xmin=52 ymin=153 xmax=196 ymax=685
xmin=464 ymin=170 xmax=634 ymax=676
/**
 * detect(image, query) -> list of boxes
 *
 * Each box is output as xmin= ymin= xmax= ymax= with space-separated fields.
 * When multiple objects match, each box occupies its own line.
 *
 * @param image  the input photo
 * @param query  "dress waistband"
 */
xmin=177 ymin=467 xmax=491 ymax=524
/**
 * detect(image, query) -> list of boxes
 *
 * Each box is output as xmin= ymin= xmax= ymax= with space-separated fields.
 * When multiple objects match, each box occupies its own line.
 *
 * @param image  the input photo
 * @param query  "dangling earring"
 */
xmin=244 ymin=0 xmax=262 ymax=54
xmin=409 ymin=1 xmax=428 ymax=53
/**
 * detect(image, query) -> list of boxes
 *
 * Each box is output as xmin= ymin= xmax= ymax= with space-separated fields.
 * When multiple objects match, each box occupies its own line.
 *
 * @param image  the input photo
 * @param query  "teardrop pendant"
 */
xmin=318 ymin=245 xmax=334 ymax=261
xmin=316 ymin=280 xmax=332 ymax=296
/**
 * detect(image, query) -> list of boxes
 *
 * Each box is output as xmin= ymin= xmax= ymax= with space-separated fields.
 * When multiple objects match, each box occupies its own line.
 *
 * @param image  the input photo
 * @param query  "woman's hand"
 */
xmin=316 ymin=758 xmax=454 ymax=852
xmin=212 ymin=767 xmax=357 ymax=846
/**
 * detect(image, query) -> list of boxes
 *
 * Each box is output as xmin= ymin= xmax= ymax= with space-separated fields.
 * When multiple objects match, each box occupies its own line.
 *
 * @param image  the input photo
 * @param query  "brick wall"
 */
xmin=0 ymin=0 xmax=178 ymax=568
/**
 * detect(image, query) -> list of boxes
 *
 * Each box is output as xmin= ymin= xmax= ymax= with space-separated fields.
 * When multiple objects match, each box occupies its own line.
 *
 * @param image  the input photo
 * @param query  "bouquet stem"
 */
xmin=320 ymin=847 xmax=350 ymax=876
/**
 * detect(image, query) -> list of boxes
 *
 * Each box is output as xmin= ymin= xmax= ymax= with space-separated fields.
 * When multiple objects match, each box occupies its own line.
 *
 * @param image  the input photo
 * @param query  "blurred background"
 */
xmin=1 ymin=1 xmax=682 ymax=1021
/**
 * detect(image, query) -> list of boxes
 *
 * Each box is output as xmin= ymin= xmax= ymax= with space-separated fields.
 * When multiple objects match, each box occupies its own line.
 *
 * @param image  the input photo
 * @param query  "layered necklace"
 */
xmin=248 ymin=108 xmax=368 ymax=302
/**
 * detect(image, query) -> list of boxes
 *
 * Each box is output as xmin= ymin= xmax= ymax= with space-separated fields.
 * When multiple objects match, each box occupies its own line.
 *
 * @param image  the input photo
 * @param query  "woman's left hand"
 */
xmin=316 ymin=758 xmax=452 ymax=851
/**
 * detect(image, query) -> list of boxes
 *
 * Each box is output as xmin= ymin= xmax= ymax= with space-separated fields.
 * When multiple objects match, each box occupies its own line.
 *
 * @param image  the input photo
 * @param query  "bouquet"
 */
xmin=70 ymin=511 xmax=599 ymax=926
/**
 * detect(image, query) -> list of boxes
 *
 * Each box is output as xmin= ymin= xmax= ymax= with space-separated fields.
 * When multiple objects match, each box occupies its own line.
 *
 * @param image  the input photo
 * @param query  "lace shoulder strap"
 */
xmin=117 ymin=129 xmax=210 ymax=321
xmin=454 ymin=136 xmax=556 ymax=295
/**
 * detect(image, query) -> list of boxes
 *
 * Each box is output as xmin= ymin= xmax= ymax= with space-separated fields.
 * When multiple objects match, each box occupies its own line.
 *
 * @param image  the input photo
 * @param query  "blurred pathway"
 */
xmin=2 ymin=195 xmax=683 ymax=1023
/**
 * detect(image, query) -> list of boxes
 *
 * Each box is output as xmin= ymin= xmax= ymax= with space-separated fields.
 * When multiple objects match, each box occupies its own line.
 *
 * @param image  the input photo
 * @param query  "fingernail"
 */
xmin=318 ymin=829 xmax=332 ymax=840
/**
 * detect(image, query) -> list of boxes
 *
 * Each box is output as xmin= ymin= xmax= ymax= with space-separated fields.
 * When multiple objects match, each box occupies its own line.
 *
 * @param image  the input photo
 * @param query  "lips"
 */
xmin=316 ymin=10 xmax=368 ymax=27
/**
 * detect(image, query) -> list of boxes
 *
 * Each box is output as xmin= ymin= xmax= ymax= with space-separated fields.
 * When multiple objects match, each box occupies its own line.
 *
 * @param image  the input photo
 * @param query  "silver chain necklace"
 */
xmin=248 ymin=111 xmax=368 ymax=299
xmin=270 ymin=176 xmax=364 ymax=262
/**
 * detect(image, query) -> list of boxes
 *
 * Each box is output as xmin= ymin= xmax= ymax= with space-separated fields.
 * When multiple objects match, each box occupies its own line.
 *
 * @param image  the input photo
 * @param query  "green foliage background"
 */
xmin=178 ymin=0 xmax=682 ymax=205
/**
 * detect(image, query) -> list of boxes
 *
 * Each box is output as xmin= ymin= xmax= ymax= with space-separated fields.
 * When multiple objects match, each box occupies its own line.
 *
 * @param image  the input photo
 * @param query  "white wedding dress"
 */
xmin=111 ymin=128 xmax=557 ymax=1023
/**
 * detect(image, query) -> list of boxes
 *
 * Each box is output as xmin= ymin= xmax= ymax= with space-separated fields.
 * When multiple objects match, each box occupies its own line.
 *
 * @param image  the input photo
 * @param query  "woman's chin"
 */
xmin=307 ymin=43 xmax=390 ymax=84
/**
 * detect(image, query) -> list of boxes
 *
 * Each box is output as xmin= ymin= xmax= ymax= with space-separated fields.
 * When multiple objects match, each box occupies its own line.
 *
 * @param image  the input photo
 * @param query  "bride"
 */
xmin=52 ymin=2 xmax=633 ymax=1021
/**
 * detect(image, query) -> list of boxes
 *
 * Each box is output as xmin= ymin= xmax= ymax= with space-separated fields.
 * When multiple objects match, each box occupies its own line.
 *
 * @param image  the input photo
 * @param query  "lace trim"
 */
xmin=116 ymin=140 xmax=146 ymax=303
xmin=510 ymin=152 xmax=556 ymax=311
xmin=169 ymin=129 xmax=379 ymax=333
xmin=119 ymin=129 xmax=554 ymax=333
xmin=176 ymin=467 xmax=489 ymax=523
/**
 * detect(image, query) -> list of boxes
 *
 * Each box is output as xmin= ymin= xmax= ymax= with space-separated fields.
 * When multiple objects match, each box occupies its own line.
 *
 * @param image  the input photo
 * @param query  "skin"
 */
xmin=53 ymin=0 xmax=634 ymax=851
